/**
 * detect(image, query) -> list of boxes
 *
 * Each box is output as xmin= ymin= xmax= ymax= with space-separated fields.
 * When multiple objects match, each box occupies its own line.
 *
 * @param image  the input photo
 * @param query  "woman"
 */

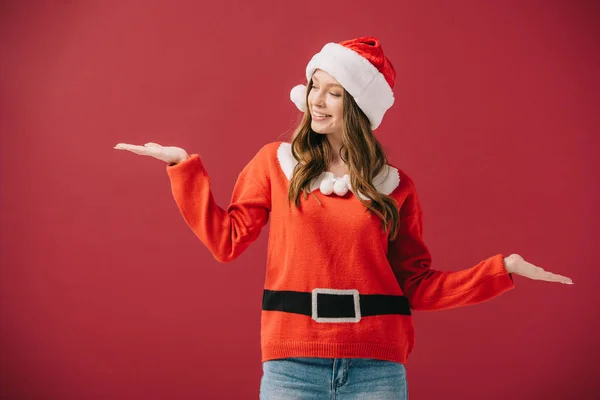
xmin=115 ymin=37 xmax=573 ymax=400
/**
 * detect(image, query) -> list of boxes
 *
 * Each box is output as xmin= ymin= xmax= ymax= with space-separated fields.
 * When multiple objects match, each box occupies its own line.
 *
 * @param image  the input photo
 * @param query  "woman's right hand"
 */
xmin=113 ymin=142 xmax=190 ymax=165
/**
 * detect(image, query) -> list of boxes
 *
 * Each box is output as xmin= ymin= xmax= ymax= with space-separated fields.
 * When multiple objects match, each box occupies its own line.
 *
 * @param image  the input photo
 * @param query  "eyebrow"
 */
xmin=312 ymin=76 xmax=343 ymax=88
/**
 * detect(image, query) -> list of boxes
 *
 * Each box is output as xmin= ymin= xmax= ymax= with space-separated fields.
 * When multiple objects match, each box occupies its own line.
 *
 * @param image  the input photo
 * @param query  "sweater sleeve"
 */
xmin=166 ymin=146 xmax=271 ymax=263
xmin=387 ymin=176 xmax=515 ymax=311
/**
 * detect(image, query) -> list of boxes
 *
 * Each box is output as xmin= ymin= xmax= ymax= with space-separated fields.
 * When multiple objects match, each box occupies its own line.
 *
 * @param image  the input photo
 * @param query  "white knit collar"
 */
xmin=276 ymin=142 xmax=400 ymax=200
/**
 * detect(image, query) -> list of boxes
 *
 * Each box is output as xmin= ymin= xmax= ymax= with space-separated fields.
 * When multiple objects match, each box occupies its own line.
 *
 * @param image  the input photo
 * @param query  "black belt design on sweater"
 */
xmin=262 ymin=288 xmax=411 ymax=323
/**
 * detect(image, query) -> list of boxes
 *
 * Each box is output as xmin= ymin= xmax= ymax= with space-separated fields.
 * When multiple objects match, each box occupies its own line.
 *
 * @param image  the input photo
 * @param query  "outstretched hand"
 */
xmin=114 ymin=142 xmax=189 ymax=165
xmin=504 ymin=254 xmax=573 ymax=284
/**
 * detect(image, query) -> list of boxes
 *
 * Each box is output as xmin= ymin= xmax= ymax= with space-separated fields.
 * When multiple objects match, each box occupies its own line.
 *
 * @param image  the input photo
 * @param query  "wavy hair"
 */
xmin=287 ymin=80 xmax=400 ymax=240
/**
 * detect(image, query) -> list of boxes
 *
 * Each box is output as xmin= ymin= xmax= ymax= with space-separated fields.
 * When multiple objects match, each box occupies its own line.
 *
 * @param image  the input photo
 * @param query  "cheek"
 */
xmin=333 ymin=102 xmax=344 ymax=121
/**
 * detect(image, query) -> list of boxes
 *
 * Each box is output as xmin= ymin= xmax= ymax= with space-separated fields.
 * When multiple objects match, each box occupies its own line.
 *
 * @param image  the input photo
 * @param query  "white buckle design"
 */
xmin=311 ymin=288 xmax=361 ymax=323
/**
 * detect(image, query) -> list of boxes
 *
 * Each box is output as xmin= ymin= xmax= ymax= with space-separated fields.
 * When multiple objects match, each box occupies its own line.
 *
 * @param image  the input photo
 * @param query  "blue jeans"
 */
xmin=260 ymin=357 xmax=408 ymax=400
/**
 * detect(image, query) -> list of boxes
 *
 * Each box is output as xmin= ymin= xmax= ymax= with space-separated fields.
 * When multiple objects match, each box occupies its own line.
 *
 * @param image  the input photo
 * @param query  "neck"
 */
xmin=326 ymin=133 xmax=344 ymax=164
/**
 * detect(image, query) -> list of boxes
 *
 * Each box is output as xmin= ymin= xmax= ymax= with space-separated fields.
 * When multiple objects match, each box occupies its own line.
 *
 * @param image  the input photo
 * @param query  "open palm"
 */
xmin=114 ymin=142 xmax=189 ymax=165
xmin=504 ymin=254 xmax=573 ymax=284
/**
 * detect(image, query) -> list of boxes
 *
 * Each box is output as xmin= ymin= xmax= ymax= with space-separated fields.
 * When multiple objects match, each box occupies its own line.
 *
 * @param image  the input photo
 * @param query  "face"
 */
xmin=308 ymin=69 xmax=344 ymax=136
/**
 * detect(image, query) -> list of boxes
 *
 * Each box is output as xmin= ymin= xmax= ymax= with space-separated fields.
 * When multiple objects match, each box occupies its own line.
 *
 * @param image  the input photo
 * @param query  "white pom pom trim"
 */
xmin=333 ymin=179 xmax=349 ymax=196
xmin=320 ymin=178 xmax=334 ymax=195
xmin=276 ymin=143 xmax=401 ymax=199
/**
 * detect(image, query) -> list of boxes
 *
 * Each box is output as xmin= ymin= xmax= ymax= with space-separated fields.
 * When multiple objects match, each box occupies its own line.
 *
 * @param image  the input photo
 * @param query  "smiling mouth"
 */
xmin=313 ymin=111 xmax=331 ymax=118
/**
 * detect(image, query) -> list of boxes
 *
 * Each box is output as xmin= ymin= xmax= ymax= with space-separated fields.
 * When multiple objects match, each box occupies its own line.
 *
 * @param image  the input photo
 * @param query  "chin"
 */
xmin=311 ymin=123 xmax=333 ymax=134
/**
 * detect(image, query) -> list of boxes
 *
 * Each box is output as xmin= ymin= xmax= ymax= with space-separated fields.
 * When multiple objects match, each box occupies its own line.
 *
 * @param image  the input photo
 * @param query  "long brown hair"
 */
xmin=287 ymin=80 xmax=400 ymax=240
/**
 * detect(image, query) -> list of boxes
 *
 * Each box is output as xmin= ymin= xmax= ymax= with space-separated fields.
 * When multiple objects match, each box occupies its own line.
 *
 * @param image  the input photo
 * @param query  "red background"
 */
xmin=1 ymin=1 xmax=598 ymax=399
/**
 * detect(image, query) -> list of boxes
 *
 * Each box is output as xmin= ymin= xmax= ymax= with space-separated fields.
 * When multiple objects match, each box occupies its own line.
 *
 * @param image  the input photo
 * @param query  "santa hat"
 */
xmin=290 ymin=36 xmax=396 ymax=130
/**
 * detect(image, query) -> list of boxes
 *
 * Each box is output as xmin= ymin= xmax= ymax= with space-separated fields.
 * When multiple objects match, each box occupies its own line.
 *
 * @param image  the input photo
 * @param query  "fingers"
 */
xmin=114 ymin=143 xmax=158 ymax=156
xmin=544 ymin=272 xmax=573 ymax=285
xmin=514 ymin=259 xmax=574 ymax=285
xmin=114 ymin=143 xmax=143 ymax=153
xmin=534 ymin=267 xmax=573 ymax=284
xmin=114 ymin=142 xmax=163 ymax=148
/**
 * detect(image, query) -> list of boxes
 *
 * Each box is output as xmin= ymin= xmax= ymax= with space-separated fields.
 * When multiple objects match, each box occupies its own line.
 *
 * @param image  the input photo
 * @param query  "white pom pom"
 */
xmin=320 ymin=178 xmax=334 ymax=195
xmin=333 ymin=179 xmax=349 ymax=196
xmin=290 ymin=84 xmax=307 ymax=112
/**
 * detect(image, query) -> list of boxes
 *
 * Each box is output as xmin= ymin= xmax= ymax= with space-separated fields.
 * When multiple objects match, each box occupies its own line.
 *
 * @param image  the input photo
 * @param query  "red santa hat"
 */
xmin=290 ymin=36 xmax=396 ymax=130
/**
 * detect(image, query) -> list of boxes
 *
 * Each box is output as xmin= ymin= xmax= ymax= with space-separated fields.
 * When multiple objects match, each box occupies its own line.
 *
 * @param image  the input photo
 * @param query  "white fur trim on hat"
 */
xmin=290 ymin=84 xmax=307 ymax=112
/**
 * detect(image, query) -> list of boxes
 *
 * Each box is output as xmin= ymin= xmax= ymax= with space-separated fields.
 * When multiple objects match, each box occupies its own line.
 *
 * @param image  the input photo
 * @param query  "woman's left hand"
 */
xmin=503 ymin=254 xmax=573 ymax=284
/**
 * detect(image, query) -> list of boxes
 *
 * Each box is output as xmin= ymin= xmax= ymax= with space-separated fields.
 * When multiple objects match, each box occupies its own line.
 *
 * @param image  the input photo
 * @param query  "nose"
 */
xmin=313 ymin=89 xmax=326 ymax=107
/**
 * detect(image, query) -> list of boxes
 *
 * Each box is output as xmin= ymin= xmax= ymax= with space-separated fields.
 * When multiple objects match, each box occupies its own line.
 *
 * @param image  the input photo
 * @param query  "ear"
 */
xmin=290 ymin=84 xmax=307 ymax=112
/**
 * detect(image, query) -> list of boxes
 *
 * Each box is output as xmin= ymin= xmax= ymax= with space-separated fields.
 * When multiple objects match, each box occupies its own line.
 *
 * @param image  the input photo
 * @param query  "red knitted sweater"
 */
xmin=166 ymin=141 xmax=515 ymax=364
